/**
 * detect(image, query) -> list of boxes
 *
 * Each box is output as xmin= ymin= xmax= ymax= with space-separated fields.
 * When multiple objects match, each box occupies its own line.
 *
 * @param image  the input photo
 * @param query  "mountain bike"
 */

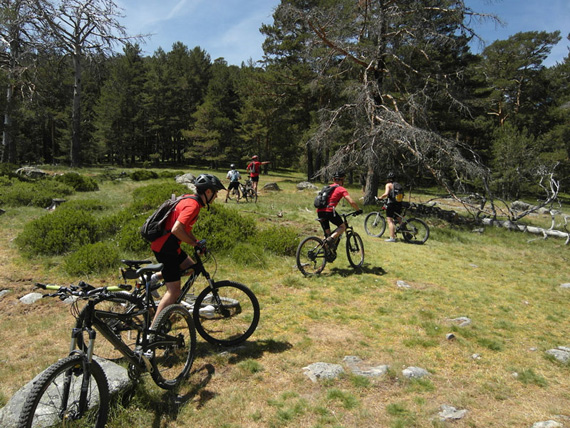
xmin=296 ymin=211 xmax=364 ymax=276
xmin=117 ymin=244 xmax=260 ymax=347
xmin=241 ymin=178 xmax=257 ymax=202
xmin=19 ymin=280 xmax=196 ymax=428
xmin=364 ymin=197 xmax=430 ymax=244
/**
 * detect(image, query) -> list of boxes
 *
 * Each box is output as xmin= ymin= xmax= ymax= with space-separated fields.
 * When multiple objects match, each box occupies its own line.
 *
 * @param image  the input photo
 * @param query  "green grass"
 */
xmin=1 ymin=166 xmax=569 ymax=427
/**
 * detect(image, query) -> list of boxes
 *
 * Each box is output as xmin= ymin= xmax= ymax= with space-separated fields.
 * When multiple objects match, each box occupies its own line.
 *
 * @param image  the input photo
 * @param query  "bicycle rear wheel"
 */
xmin=296 ymin=236 xmax=327 ymax=276
xmin=246 ymin=188 xmax=257 ymax=203
xmin=364 ymin=212 xmax=386 ymax=237
xmin=18 ymin=354 xmax=109 ymax=428
xmin=346 ymin=231 xmax=365 ymax=268
xmin=75 ymin=292 xmax=146 ymax=361
xmin=401 ymin=218 xmax=430 ymax=244
xmin=193 ymin=281 xmax=260 ymax=347
xmin=150 ymin=304 xmax=196 ymax=389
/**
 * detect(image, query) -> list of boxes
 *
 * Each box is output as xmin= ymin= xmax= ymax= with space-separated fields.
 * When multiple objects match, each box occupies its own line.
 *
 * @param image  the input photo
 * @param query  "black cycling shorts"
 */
xmin=153 ymin=249 xmax=189 ymax=282
xmin=228 ymin=181 xmax=240 ymax=191
xmin=386 ymin=202 xmax=402 ymax=219
xmin=317 ymin=210 xmax=343 ymax=235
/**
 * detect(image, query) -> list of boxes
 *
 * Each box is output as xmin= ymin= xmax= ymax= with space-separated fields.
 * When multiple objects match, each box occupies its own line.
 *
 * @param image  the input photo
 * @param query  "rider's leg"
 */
xmin=152 ymin=280 xmax=181 ymax=324
xmin=387 ymin=216 xmax=396 ymax=239
xmin=329 ymin=223 xmax=347 ymax=241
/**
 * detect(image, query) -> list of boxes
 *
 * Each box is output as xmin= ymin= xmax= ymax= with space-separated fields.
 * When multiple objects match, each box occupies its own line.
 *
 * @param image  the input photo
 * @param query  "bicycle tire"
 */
xmin=246 ymin=188 xmax=257 ymax=203
xmin=18 ymin=354 xmax=109 ymax=428
xmin=193 ymin=280 xmax=260 ymax=347
xmin=346 ymin=231 xmax=365 ymax=268
xmin=401 ymin=218 xmax=430 ymax=244
xmin=75 ymin=292 xmax=146 ymax=361
xmin=364 ymin=212 xmax=386 ymax=237
xmin=150 ymin=304 xmax=196 ymax=389
xmin=296 ymin=236 xmax=327 ymax=276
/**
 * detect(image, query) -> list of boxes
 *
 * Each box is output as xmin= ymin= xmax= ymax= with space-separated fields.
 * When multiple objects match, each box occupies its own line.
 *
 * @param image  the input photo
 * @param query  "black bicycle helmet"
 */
xmin=387 ymin=171 xmax=395 ymax=181
xmin=332 ymin=170 xmax=346 ymax=179
xmin=230 ymin=163 xmax=235 ymax=169
xmin=194 ymin=174 xmax=226 ymax=194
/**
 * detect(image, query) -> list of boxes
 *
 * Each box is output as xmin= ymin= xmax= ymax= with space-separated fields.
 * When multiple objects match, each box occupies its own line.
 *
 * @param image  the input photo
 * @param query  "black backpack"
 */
xmin=314 ymin=184 xmax=338 ymax=209
xmin=140 ymin=195 xmax=199 ymax=242
xmin=390 ymin=182 xmax=404 ymax=203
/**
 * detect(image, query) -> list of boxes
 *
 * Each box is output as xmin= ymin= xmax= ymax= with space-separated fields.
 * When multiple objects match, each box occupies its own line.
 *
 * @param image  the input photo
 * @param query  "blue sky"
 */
xmin=118 ymin=0 xmax=569 ymax=67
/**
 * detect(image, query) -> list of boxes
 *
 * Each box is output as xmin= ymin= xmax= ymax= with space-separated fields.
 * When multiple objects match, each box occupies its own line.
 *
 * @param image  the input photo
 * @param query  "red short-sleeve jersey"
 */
xmin=150 ymin=196 xmax=202 ymax=252
xmin=316 ymin=184 xmax=348 ymax=213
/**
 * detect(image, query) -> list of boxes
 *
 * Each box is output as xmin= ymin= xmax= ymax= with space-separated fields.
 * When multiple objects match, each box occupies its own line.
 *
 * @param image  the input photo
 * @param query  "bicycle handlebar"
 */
xmin=35 ymin=281 xmax=131 ymax=299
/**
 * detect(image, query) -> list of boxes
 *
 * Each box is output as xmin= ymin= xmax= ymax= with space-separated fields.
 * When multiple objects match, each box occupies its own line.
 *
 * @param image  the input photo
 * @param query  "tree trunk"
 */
xmin=481 ymin=218 xmax=570 ymax=244
xmin=71 ymin=46 xmax=82 ymax=167
xmin=363 ymin=165 xmax=379 ymax=205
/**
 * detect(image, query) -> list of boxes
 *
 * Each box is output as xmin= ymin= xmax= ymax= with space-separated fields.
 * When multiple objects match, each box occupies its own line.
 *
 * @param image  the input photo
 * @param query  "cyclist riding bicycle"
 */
xmin=378 ymin=171 xmax=403 ymax=242
xmin=225 ymin=164 xmax=241 ymax=203
xmin=149 ymin=173 xmax=225 ymax=322
xmin=317 ymin=170 xmax=362 ymax=245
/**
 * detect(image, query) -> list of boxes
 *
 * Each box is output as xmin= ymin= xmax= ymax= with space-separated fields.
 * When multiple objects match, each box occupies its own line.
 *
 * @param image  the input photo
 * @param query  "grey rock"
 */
xmin=0 ymin=289 xmax=11 ymax=299
xmin=531 ymin=421 xmax=562 ymax=428
xmin=396 ymin=280 xmax=411 ymax=289
xmin=19 ymin=293 xmax=43 ymax=305
xmin=448 ymin=316 xmax=472 ymax=327
xmin=560 ymin=283 xmax=570 ymax=289
xmin=0 ymin=357 xmax=130 ymax=428
xmin=446 ymin=333 xmax=456 ymax=340
xmin=263 ymin=182 xmax=280 ymax=191
xmin=303 ymin=362 xmax=344 ymax=383
xmin=297 ymin=181 xmax=318 ymax=191
xmin=343 ymin=356 xmax=388 ymax=377
xmin=402 ymin=366 xmax=429 ymax=379
xmin=546 ymin=347 xmax=570 ymax=363
xmin=15 ymin=167 xmax=48 ymax=179
xmin=175 ymin=173 xmax=196 ymax=190
xmin=438 ymin=404 xmax=467 ymax=421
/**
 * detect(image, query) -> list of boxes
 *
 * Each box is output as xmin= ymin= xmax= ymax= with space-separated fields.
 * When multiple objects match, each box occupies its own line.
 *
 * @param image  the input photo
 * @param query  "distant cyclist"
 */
xmin=246 ymin=155 xmax=270 ymax=195
xmin=149 ymin=174 xmax=225 ymax=322
xmin=378 ymin=172 xmax=403 ymax=242
xmin=225 ymin=164 xmax=241 ymax=203
xmin=317 ymin=170 xmax=362 ymax=245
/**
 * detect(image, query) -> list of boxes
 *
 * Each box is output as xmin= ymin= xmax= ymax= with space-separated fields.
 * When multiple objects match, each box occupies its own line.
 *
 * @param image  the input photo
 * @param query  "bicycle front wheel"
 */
xmin=364 ymin=212 xmax=386 ymax=237
xmin=193 ymin=281 xmax=260 ymax=347
xmin=19 ymin=354 xmax=109 ymax=428
xmin=346 ymin=232 xmax=365 ymax=268
xmin=150 ymin=304 xmax=196 ymax=389
xmin=75 ymin=292 xmax=146 ymax=361
xmin=401 ymin=218 xmax=430 ymax=244
xmin=296 ymin=236 xmax=327 ymax=276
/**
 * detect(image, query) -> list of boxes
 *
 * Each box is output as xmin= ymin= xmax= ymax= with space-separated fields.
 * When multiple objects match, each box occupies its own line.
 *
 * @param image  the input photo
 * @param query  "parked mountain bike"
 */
xmin=240 ymin=178 xmax=257 ymax=203
xmin=364 ymin=197 xmax=430 ymax=244
xmin=116 ymin=244 xmax=260 ymax=347
xmin=296 ymin=211 xmax=364 ymax=276
xmin=19 ymin=280 xmax=195 ymax=428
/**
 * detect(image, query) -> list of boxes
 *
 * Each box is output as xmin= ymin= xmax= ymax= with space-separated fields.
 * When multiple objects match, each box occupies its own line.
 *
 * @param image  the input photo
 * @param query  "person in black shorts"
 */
xmin=378 ymin=172 xmax=402 ymax=242
xmin=316 ymin=170 xmax=361 ymax=244
xmin=149 ymin=174 xmax=225 ymax=322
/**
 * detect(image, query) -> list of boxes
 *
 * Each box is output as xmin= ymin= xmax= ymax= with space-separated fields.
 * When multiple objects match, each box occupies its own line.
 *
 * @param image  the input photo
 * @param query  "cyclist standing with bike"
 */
xmin=247 ymin=155 xmax=270 ymax=195
xmin=150 ymin=174 xmax=225 ymax=322
xmin=317 ymin=170 xmax=362 ymax=245
xmin=378 ymin=172 xmax=403 ymax=242
xmin=225 ymin=163 xmax=241 ymax=203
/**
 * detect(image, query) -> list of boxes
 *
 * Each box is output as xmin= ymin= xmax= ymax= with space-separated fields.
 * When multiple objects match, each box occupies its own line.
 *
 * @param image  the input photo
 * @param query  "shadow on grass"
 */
xmin=197 ymin=338 xmax=293 ymax=364
xmin=328 ymin=263 xmax=387 ymax=276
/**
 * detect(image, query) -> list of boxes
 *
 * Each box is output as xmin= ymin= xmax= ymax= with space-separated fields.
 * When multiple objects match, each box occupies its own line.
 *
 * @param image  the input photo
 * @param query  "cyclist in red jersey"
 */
xmin=317 ymin=170 xmax=361 ymax=244
xmin=246 ymin=155 xmax=270 ymax=195
xmin=150 ymin=174 xmax=225 ymax=321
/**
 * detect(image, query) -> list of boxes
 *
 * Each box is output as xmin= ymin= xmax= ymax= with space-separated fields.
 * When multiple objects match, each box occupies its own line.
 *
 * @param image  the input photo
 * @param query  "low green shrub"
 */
xmin=16 ymin=209 xmax=99 ymax=256
xmin=131 ymin=183 xmax=191 ymax=213
xmin=64 ymin=242 xmax=120 ymax=275
xmin=158 ymin=170 xmax=186 ymax=179
xmin=55 ymin=172 xmax=99 ymax=192
xmin=59 ymin=199 xmax=108 ymax=212
xmin=256 ymin=224 xmax=299 ymax=256
xmin=130 ymin=170 xmax=158 ymax=181
xmin=0 ymin=179 xmax=74 ymax=207
xmin=116 ymin=217 xmax=149 ymax=254
xmin=194 ymin=204 xmax=257 ymax=252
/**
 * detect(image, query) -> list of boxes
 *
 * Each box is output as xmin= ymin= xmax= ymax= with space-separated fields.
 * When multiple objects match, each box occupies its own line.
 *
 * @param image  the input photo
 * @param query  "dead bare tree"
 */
xmin=31 ymin=0 xmax=146 ymax=166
